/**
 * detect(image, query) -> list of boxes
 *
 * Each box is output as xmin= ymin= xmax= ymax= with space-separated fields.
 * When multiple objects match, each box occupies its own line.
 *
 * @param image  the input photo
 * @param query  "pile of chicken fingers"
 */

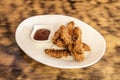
xmin=45 ymin=21 xmax=91 ymax=62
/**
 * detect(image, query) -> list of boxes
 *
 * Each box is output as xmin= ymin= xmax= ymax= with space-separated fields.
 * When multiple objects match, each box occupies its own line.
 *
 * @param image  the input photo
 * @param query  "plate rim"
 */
xmin=15 ymin=14 xmax=106 ymax=68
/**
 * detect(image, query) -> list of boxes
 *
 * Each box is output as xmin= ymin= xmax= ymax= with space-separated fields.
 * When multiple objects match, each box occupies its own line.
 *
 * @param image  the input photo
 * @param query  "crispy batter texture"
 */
xmin=61 ymin=26 xmax=72 ymax=45
xmin=52 ymin=25 xmax=64 ymax=43
xmin=72 ymin=27 xmax=84 ymax=54
xmin=72 ymin=53 xmax=84 ymax=62
xmin=45 ymin=49 xmax=70 ymax=58
xmin=56 ymin=26 xmax=84 ymax=62
xmin=67 ymin=21 xmax=74 ymax=36
xmin=52 ymin=21 xmax=75 ymax=47
xmin=45 ymin=21 xmax=91 ymax=62
xmin=52 ymin=25 xmax=65 ymax=47
xmin=55 ymin=39 xmax=66 ymax=47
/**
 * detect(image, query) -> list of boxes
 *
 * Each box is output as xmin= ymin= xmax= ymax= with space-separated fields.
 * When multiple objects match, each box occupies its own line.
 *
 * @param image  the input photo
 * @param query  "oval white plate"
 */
xmin=15 ymin=15 xmax=106 ymax=68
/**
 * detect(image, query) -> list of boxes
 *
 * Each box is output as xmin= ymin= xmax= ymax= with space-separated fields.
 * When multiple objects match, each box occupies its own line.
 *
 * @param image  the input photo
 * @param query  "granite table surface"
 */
xmin=0 ymin=0 xmax=120 ymax=80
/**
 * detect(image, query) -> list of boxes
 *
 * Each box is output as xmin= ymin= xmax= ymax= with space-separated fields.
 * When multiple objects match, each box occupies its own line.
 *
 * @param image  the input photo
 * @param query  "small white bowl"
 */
xmin=31 ymin=24 xmax=53 ymax=42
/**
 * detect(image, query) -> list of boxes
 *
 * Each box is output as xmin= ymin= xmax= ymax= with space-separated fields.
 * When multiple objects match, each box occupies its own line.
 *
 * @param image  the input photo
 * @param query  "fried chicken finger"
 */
xmin=67 ymin=21 xmax=74 ymax=36
xmin=52 ymin=25 xmax=66 ymax=47
xmin=72 ymin=27 xmax=84 ymax=54
xmin=45 ymin=49 xmax=71 ymax=58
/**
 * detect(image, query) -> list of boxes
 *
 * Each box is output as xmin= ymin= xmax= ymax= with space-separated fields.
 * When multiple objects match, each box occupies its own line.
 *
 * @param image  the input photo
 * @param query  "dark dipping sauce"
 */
xmin=34 ymin=29 xmax=50 ymax=40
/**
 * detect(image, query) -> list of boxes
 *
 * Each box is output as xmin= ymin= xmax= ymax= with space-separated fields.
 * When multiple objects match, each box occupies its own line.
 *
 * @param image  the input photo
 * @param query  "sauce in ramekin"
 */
xmin=34 ymin=29 xmax=50 ymax=40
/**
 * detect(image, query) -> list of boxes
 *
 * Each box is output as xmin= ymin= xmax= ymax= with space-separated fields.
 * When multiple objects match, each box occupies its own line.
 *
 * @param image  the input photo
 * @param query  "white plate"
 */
xmin=15 ymin=15 xmax=106 ymax=68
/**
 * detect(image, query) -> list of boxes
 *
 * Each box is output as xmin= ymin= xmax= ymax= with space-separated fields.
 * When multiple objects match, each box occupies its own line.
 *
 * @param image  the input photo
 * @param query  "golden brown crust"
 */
xmin=72 ymin=53 xmax=84 ymax=62
xmin=52 ymin=25 xmax=64 ymax=43
xmin=67 ymin=21 xmax=74 ymax=36
xmin=45 ymin=49 xmax=71 ymax=58
xmin=54 ymin=39 xmax=66 ymax=47
xmin=72 ymin=27 xmax=84 ymax=54
xmin=52 ymin=25 xmax=65 ymax=47
xmin=45 ymin=21 xmax=91 ymax=62
xmin=52 ymin=21 xmax=75 ymax=48
xmin=66 ymin=27 xmax=84 ymax=62
xmin=60 ymin=26 xmax=72 ymax=46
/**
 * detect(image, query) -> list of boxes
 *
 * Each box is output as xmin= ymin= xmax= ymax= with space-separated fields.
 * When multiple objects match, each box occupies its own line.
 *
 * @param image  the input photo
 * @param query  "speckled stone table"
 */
xmin=0 ymin=0 xmax=120 ymax=80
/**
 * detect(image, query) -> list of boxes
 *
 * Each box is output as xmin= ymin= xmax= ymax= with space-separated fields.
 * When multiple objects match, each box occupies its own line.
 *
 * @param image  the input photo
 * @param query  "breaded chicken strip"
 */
xmin=52 ymin=25 xmax=65 ymax=47
xmin=72 ymin=27 xmax=91 ymax=52
xmin=72 ymin=52 xmax=84 ymax=62
xmin=66 ymin=27 xmax=84 ymax=62
xmin=67 ymin=21 xmax=74 ymax=36
xmin=46 ymin=21 xmax=91 ymax=62
xmin=57 ymin=26 xmax=84 ymax=62
xmin=72 ymin=27 xmax=84 ymax=54
xmin=52 ymin=21 xmax=74 ymax=47
xmin=55 ymin=39 xmax=66 ymax=47
xmin=61 ymin=26 xmax=72 ymax=46
xmin=45 ymin=49 xmax=70 ymax=58
xmin=52 ymin=25 xmax=64 ymax=43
